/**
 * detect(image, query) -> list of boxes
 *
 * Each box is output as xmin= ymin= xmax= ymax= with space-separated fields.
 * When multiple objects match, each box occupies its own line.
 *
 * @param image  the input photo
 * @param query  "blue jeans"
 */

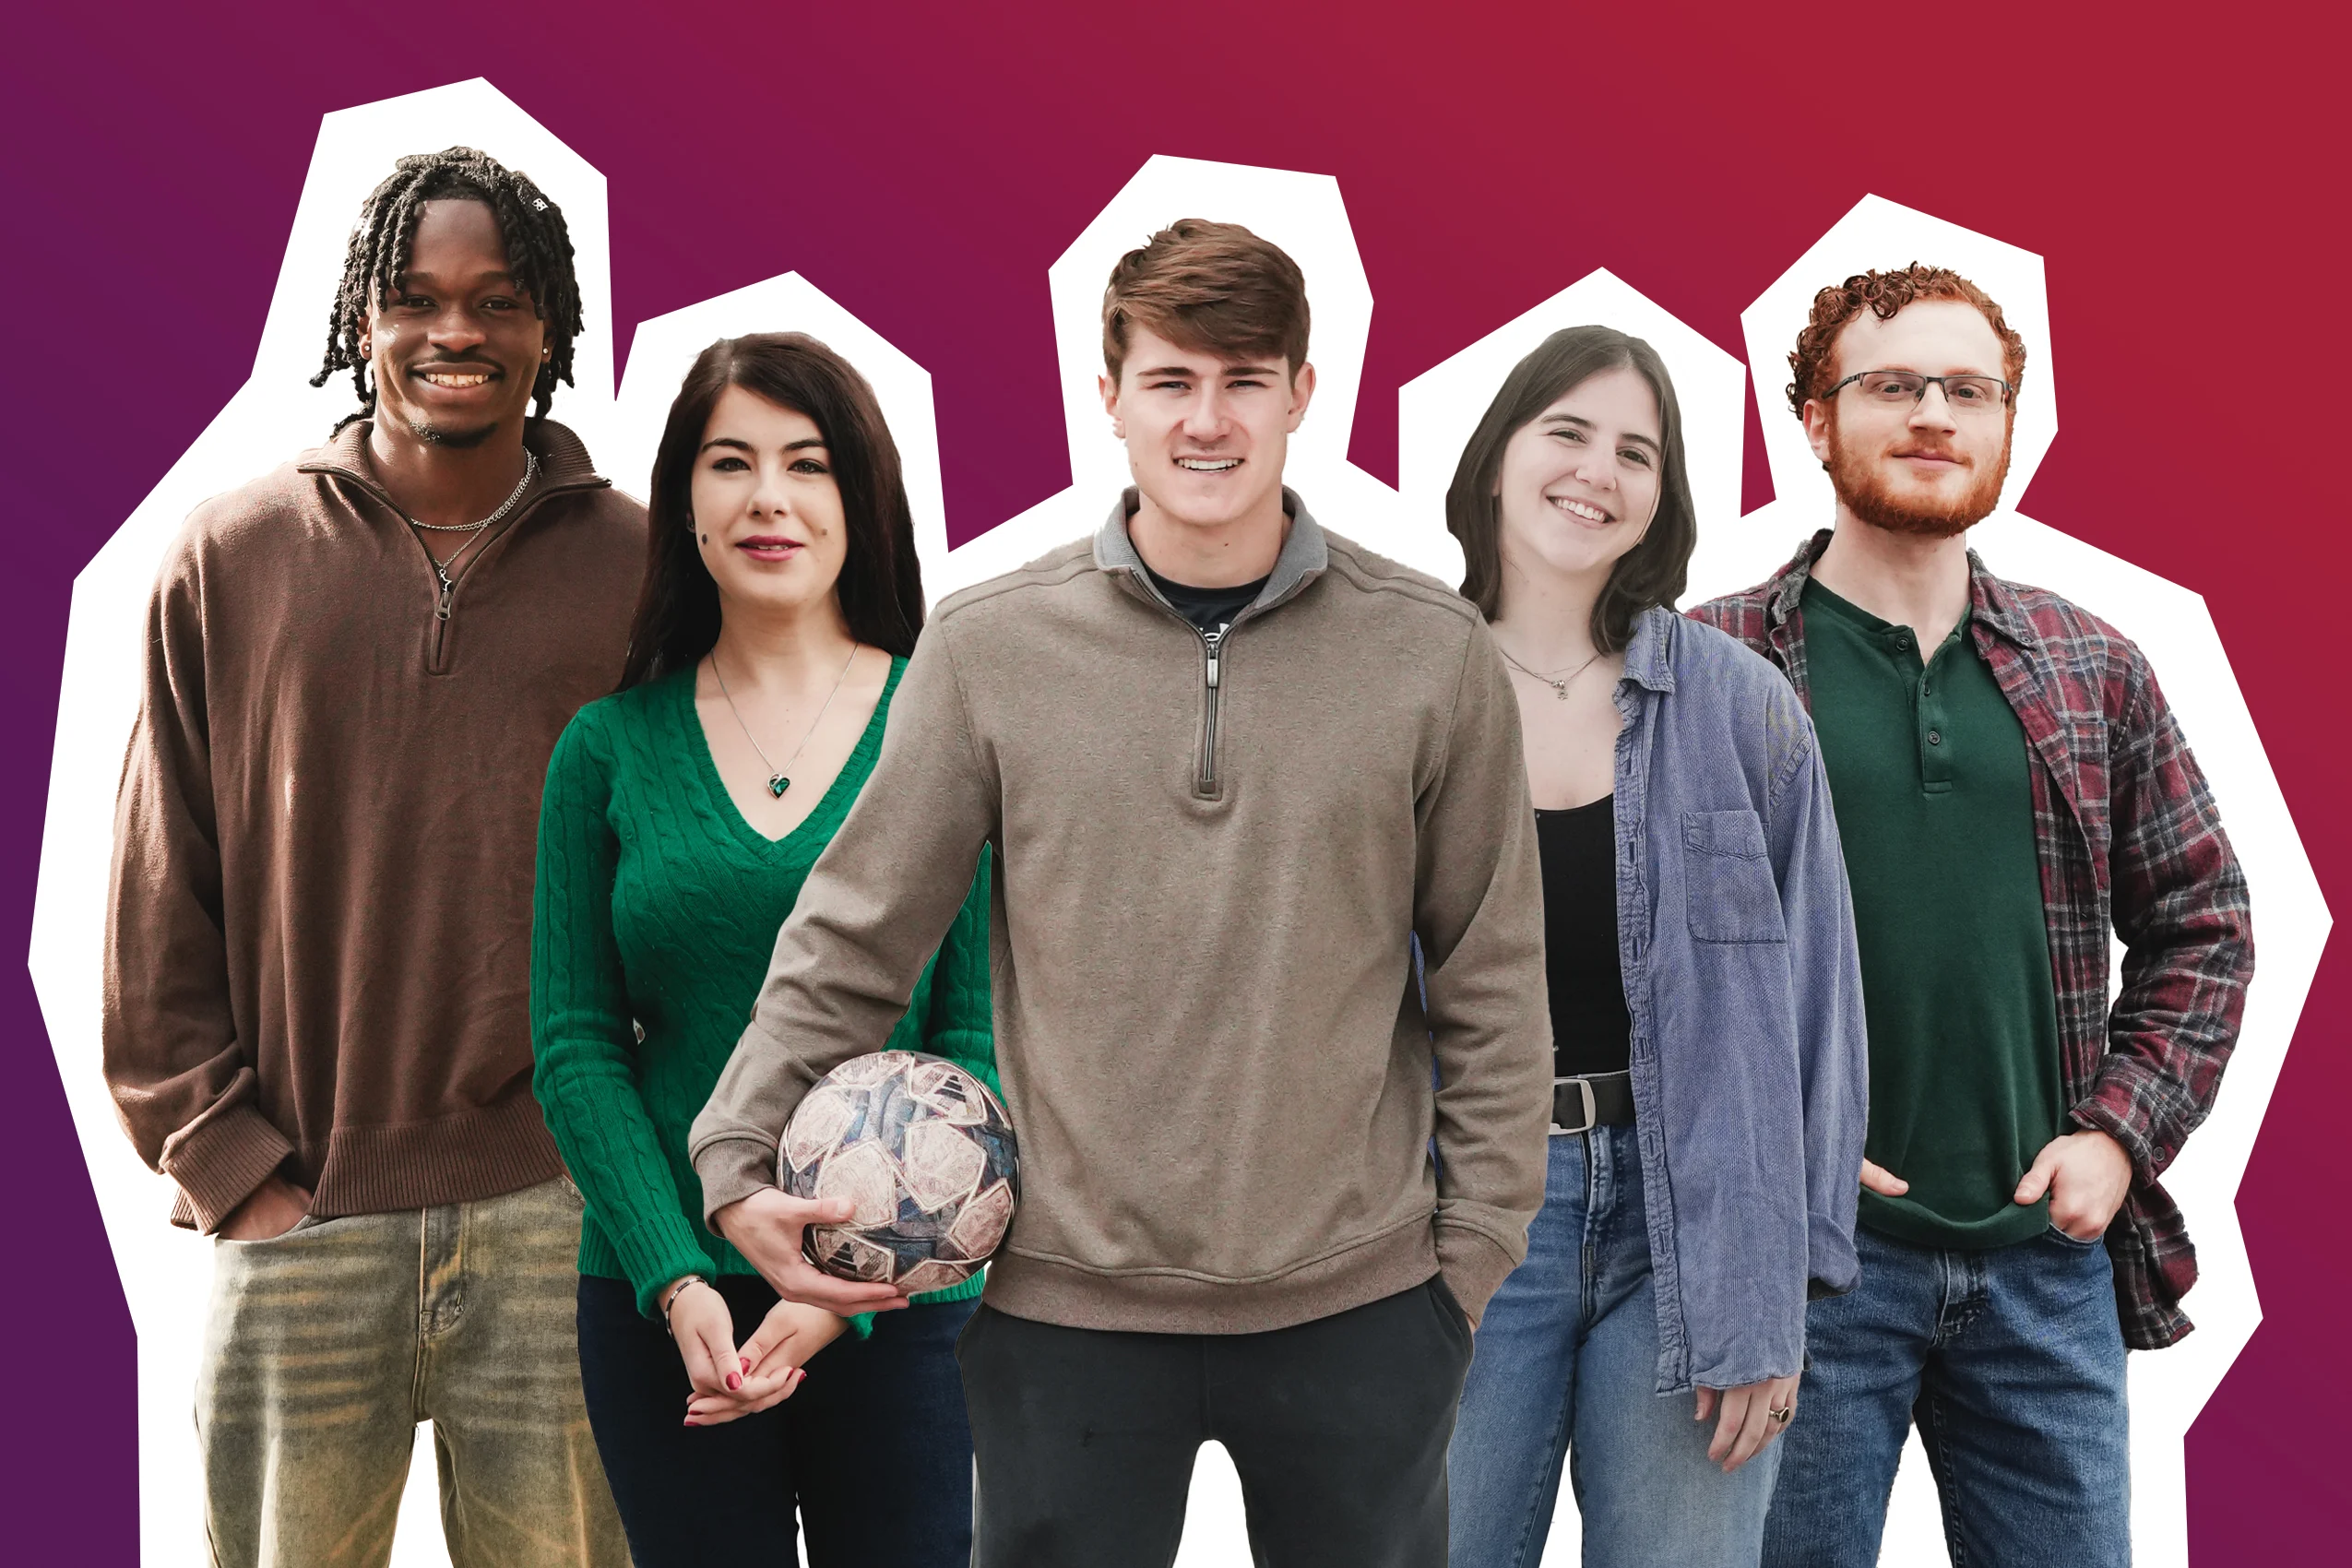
xmin=1450 ymin=1126 xmax=1782 ymax=1568
xmin=1762 ymin=1224 xmax=2130 ymax=1568
xmin=577 ymin=1275 xmax=977 ymax=1568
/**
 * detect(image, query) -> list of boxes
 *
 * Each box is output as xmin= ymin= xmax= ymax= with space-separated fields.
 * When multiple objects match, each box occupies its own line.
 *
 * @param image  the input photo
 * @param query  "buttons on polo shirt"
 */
xmin=1918 ymin=656 xmax=1955 ymax=790
xmin=1895 ymin=632 xmax=1915 ymax=651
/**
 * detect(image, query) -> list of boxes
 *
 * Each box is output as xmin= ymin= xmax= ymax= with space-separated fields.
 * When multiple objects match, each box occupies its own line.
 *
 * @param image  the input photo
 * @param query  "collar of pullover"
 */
xmin=1093 ymin=486 xmax=1328 ymax=623
xmin=296 ymin=416 xmax=611 ymax=505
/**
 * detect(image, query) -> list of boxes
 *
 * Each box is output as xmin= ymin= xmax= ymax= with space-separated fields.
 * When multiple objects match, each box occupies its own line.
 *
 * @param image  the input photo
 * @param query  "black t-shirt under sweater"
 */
xmin=1538 ymin=796 xmax=1632 ymax=1077
xmin=1144 ymin=564 xmax=1268 ymax=636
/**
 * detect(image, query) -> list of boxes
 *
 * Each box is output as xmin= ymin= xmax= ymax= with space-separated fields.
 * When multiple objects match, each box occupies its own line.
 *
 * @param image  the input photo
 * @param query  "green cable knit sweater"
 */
xmin=530 ymin=657 xmax=994 ymax=1324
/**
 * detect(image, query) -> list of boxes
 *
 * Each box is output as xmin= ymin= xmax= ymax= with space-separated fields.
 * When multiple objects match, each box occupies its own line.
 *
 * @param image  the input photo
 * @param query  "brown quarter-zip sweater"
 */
xmin=104 ymin=418 xmax=647 ymax=1230
xmin=691 ymin=493 xmax=1551 ymax=1333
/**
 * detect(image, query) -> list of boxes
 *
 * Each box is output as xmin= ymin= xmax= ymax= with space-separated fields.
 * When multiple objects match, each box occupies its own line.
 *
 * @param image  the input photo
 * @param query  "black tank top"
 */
xmin=1537 ymin=796 xmax=1633 ymax=1077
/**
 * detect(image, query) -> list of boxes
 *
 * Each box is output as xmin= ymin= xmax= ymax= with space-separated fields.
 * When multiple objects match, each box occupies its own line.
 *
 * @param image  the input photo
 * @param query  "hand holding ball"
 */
xmin=778 ymin=1051 xmax=1019 ymax=1291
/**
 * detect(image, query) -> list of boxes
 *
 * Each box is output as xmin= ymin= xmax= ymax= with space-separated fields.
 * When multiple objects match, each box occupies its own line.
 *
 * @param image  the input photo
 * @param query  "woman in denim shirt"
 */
xmin=1443 ymin=327 xmax=1868 ymax=1568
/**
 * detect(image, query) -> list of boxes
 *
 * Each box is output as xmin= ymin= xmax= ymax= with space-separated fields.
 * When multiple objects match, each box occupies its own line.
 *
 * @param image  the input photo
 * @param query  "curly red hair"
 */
xmin=1787 ymin=263 xmax=2026 ymax=417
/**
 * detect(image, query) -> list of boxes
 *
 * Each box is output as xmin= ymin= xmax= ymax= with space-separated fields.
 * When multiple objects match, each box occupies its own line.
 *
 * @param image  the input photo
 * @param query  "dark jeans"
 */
xmin=956 ymin=1278 xmax=1475 ymax=1568
xmin=1762 ymin=1224 xmax=2131 ymax=1568
xmin=576 ymin=1273 xmax=977 ymax=1568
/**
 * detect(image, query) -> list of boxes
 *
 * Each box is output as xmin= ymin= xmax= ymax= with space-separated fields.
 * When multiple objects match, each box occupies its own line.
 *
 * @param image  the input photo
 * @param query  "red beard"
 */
xmin=1824 ymin=409 xmax=2011 ymax=540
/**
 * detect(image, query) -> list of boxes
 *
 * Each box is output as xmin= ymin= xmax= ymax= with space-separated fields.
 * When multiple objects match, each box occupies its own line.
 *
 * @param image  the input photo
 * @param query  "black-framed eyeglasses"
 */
xmin=1826 ymin=369 xmax=2013 ymax=414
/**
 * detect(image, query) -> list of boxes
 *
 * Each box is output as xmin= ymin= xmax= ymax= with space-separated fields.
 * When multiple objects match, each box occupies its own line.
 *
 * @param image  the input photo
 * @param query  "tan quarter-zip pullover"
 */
xmin=692 ymin=493 xmax=1550 ymax=1332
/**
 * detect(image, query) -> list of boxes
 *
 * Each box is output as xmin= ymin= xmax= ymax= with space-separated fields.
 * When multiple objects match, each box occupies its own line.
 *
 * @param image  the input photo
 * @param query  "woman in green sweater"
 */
xmin=531 ymin=332 xmax=993 ymax=1568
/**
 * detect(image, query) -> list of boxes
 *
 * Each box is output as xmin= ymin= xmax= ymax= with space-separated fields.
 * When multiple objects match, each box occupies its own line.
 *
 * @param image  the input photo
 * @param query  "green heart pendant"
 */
xmin=767 ymin=775 xmax=790 ymax=798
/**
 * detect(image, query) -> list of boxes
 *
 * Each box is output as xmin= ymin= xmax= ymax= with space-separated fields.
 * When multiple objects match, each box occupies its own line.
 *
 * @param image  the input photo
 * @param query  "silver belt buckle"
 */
xmin=1550 ymin=1075 xmax=1598 ymax=1136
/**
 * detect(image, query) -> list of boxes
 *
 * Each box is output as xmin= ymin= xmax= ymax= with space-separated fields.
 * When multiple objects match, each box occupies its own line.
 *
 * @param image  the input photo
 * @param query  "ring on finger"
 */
xmin=1767 ymin=1404 xmax=1794 ymax=1424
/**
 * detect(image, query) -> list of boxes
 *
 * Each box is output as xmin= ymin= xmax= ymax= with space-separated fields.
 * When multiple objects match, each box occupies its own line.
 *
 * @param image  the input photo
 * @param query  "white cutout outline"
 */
xmin=30 ymin=96 xmax=2324 ymax=1563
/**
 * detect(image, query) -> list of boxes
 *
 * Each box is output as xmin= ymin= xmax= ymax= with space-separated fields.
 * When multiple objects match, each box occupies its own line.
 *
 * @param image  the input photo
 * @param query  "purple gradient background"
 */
xmin=3 ymin=6 xmax=2339 ymax=1559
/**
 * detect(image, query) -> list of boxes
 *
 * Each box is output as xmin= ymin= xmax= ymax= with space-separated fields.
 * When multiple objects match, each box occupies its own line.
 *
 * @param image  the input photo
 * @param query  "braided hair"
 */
xmin=310 ymin=147 xmax=582 ymax=428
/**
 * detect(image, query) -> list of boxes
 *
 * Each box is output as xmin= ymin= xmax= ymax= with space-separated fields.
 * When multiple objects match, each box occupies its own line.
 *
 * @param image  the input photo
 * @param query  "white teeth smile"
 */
xmin=422 ymin=372 xmax=492 ymax=387
xmin=1176 ymin=457 xmax=1240 ymax=470
xmin=1550 ymin=496 xmax=1610 ymax=523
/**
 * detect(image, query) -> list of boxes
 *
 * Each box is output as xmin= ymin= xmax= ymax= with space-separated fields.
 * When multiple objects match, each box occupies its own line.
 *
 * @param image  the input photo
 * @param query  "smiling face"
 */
xmin=361 ymin=198 xmax=546 ymax=450
xmin=1493 ymin=364 xmax=1664 ymax=591
xmin=690 ymin=384 xmax=850 ymax=623
xmin=1099 ymin=324 xmax=1314 ymax=537
xmin=1806 ymin=299 xmax=2013 ymax=538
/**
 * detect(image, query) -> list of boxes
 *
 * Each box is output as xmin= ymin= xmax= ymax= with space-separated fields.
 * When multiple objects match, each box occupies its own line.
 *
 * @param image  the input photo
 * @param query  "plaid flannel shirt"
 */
xmin=1690 ymin=529 xmax=2253 ymax=1349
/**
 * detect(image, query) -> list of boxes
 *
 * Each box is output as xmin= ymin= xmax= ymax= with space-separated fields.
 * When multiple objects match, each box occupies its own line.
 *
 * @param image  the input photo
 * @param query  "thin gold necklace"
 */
xmin=710 ymin=642 xmax=861 ymax=798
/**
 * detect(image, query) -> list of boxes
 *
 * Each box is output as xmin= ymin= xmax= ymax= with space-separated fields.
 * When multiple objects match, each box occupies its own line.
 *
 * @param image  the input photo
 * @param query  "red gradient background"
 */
xmin=3 ymin=6 xmax=2339 ymax=1559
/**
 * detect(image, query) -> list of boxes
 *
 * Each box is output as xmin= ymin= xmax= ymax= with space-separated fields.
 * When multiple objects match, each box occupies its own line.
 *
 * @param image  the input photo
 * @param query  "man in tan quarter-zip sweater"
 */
xmin=103 ymin=149 xmax=633 ymax=1567
xmin=693 ymin=220 xmax=1550 ymax=1567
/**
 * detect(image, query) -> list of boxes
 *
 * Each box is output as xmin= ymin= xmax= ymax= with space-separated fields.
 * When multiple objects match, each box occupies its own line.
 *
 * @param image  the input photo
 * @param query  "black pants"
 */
xmin=576 ymin=1274 xmax=977 ymax=1568
xmin=956 ymin=1277 xmax=1475 ymax=1567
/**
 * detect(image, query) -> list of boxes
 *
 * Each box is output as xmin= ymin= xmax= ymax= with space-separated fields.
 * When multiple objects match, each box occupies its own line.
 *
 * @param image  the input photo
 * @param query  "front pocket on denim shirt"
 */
xmin=1681 ymin=809 xmax=1786 ymax=944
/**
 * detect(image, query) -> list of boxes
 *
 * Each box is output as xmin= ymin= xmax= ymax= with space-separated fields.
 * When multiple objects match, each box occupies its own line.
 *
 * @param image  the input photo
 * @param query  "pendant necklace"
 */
xmin=1497 ymin=641 xmax=1604 ymax=701
xmin=711 ymin=641 xmax=861 ymax=798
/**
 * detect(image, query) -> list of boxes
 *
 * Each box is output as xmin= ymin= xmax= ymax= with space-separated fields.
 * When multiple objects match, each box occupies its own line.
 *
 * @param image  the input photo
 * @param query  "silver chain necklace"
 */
xmin=409 ymin=449 xmax=538 ymax=529
xmin=1497 ymin=641 xmax=1605 ymax=701
xmin=410 ymin=450 xmax=538 ymax=599
xmin=710 ymin=642 xmax=861 ymax=799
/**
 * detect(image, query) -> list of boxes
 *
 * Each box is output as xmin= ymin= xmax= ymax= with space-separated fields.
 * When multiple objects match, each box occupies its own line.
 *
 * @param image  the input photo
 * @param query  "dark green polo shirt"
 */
xmin=1803 ymin=580 xmax=2065 ymax=1251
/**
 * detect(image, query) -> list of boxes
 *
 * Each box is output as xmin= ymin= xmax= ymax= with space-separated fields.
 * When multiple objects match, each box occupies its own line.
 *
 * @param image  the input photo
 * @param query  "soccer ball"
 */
xmin=778 ymin=1051 xmax=1019 ymax=1292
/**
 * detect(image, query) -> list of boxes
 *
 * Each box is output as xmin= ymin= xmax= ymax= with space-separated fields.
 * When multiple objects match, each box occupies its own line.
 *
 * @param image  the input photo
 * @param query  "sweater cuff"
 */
xmin=160 ymin=1104 xmax=296 ymax=1233
xmin=1433 ymin=1225 xmax=1517 ymax=1329
xmin=610 ymin=1215 xmax=721 ymax=1320
xmin=695 ymin=1133 xmax=782 ymax=1229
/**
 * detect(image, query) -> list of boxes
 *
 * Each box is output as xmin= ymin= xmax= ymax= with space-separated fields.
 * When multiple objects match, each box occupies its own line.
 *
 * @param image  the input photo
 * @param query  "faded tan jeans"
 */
xmin=195 ymin=1177 xmax=626 ymax=1568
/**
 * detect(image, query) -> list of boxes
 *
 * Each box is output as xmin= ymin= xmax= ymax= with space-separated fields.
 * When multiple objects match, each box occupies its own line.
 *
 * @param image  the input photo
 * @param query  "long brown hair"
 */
xmin=618 ymin=333 xmax=925 ymax=690
xmin=1445 ymin=326 xmax=1696 ymax=654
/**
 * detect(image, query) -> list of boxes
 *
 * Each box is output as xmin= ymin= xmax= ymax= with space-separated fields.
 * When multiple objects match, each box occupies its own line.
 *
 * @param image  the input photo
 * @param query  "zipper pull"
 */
xmin=1204 ymin=627 xmax=1221 ymax=687
xmin=434 ymin=574 xmax=455 ymax=622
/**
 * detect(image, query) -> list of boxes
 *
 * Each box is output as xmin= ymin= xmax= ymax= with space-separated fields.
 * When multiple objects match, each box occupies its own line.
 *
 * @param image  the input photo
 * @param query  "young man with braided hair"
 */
xmin=692 ymin=220 xmax=1551 ymax=1566
xmin=1690 ymin=265 xmax=2253 ymax=1566
xmin=104 ymin=147 xmax=638 ymax=1565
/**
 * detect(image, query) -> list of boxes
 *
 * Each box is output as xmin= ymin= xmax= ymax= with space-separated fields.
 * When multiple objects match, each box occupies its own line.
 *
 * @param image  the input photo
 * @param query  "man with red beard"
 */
xmin=1692 ymin=265 xmax=2251 ymax=1566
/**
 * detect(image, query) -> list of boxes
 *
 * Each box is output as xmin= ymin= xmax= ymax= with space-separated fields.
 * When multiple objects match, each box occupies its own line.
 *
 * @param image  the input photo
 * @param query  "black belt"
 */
xmin=1550 ymin=1071 xmax=1636 ymax=1134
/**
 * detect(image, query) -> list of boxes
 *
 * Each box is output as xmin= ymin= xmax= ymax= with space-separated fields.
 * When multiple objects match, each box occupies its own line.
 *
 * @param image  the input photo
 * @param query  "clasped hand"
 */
xmin=666 ymin=1281 xmax=845 ymax=1426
